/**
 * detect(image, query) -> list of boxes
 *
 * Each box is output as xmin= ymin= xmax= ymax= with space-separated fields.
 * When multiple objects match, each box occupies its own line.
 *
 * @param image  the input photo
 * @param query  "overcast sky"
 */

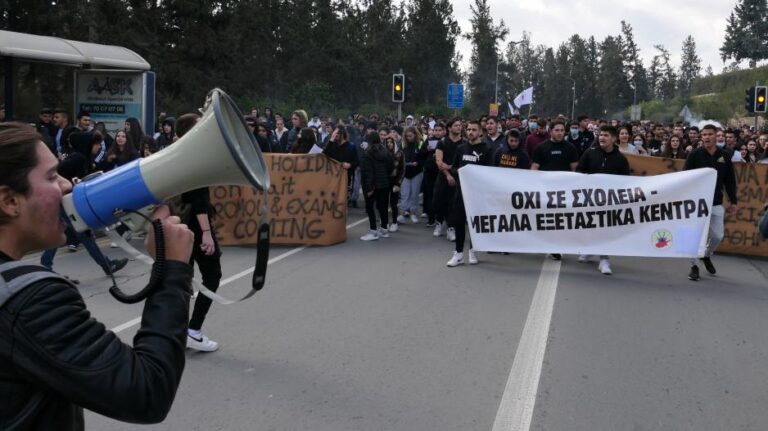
xmin=452 ymin=0 xmax=738 ymax=75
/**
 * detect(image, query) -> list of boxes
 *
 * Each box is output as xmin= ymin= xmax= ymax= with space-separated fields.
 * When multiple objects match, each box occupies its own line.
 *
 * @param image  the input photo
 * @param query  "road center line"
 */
xmin=110 ymin=217 xmax=368 ymax=333
xmin=491 ymin=257 xmax=562 ymax=431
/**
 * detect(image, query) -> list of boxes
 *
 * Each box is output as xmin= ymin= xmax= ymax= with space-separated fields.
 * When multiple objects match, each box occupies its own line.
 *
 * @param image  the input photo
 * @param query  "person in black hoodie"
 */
xmin=175 ymin=113 xmax=222 ymax=352
xmin=324 ymin=125 xmax=359 ymax=205
xmin=397 ymin=126 xmax=428 ymax=225
xmin=494 ymin=129 xmax=530 ymax=169
xmin=155 ymin=117 xmax=176 ymax=151
xmin=0 ymin=123 xmax=193 ymax=429
xmin=360 ymin=132 xmax=394 ymax=241
xmin=385 ymin=136 xmax=405 ymax=232
xmin=576 ymin=125 xmax=630 ymax=275
xmin=422 ymin=123 xmax=445 ymax=227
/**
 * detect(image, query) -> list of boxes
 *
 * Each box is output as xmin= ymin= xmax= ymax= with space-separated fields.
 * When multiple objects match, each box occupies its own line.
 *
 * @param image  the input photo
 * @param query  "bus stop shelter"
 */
xmin=0 ymin=30 xmax=150 ymax=120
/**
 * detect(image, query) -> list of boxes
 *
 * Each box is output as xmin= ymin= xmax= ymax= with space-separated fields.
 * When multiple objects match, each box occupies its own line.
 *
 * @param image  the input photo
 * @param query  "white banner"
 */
xmin=513 ymin=86 xmax=534 ymax=108
xmin=458 ymin=166 xmax=718 ymax=257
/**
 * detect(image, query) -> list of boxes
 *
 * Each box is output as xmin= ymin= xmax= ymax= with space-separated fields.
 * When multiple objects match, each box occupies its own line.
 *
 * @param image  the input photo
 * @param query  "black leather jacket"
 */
xmin=0 ymin=259 xmax=192 ymax=430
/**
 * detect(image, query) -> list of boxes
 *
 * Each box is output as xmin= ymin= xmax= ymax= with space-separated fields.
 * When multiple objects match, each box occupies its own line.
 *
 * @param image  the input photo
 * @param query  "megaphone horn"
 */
xmin=61 ymin=88 xmax=271 ymax=304
xmin=62 ymin=89 xmax=269 ymax=231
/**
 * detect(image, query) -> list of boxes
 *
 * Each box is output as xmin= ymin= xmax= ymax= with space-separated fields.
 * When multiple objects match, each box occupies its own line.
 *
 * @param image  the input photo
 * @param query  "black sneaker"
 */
xmin=688 ymin=265 xmax=700 ymax=281
xmin=550 ymin=253 xmax=562 ymax=261
xmin=700 ymin=257 xmax=716 ymax=275
xmin=106 ymin=258 xmax=129 ymax=275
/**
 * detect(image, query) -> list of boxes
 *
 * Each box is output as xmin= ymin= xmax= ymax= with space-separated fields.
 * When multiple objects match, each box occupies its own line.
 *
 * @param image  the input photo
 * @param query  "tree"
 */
xmin=403 ymin=0 xmax=461 ymax=106
xmin=598 ymin=36 xmax=631 ymax=114
xmin=650 ymin=45 xmax=676 ymax=101
xmin=620 ymin=20 xmax=650 ymax=104
xmin=720 ymin=0 xmax=768 ymax=68
xmin=465 ymin=0 xmax=508 ymax=109
xmin=678 ymin=35 xmax=702 ymax=97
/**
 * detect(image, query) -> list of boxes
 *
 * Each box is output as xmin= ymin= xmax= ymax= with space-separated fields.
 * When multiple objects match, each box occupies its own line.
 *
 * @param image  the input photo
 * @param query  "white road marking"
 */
xmin=110 ymin=217 xmax=369 ymax=333
xmin=491 ymin=257 xmax=562 ymax=431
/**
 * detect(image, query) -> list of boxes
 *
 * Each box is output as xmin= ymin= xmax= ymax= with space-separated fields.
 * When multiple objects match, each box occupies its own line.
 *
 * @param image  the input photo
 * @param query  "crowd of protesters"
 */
xmin=23 ymin=105 xmax=760 ymax=292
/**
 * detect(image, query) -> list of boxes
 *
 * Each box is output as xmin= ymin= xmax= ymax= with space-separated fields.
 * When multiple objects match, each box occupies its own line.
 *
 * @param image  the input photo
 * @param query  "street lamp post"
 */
xmin=561 ymin=75 xmax=576 ymax=119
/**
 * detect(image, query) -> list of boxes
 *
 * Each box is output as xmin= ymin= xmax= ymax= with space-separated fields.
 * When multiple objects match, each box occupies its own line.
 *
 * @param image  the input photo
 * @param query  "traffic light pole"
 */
xmin=756 ymin=81 xmax=760 ymax=132
xmin=398 ymin=68 xmax=403 ymax=122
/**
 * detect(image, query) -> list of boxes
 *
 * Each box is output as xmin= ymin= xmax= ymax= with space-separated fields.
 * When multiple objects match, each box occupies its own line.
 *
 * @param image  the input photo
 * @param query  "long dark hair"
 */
xmin=125 ymin=117 xmax=144 ymax=152
xmin=107 ymin=130 xmax=138 ymax=165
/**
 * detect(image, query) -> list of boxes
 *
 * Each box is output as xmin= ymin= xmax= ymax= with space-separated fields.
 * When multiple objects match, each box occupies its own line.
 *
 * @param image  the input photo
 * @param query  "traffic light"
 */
xmin=746 ymin=87 xmax=756 ymax=113
xmin=405 ymin=76 xmax=414 ymax=102
xmin=756 ymin=86 xmax=767 ymax=113
xmin=392 ymin=74 xmax=404 ymax=103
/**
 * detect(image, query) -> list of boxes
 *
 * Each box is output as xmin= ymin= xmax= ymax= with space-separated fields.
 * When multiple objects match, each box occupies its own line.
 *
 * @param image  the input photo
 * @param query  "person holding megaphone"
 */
xmin=0 ymin=122 xmax=195 ymax=428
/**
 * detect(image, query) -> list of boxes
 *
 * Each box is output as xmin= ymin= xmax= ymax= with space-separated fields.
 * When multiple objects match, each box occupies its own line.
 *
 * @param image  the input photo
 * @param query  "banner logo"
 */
xmin=652 ymin=229 xmax=672 ymax=249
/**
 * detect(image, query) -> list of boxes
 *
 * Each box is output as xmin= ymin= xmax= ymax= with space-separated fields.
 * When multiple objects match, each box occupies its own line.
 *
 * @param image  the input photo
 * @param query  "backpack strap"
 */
xmin=0 ymin=262 xmax=72 ymax=309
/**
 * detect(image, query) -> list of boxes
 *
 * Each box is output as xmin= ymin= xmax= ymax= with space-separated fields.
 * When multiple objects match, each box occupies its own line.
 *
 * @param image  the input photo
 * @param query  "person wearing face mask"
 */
xmin=566 ymin=121 xmax=589 ymax=157
xmin=524 ymin=115 xmax=550 ymax=157
xmin=617 ymin=125 xmax=647 ymax=155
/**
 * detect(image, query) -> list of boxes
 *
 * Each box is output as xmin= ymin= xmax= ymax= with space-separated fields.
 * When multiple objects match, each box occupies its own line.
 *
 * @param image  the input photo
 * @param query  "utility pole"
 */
xmin=398 ymin=68 xmax=403 ymax=122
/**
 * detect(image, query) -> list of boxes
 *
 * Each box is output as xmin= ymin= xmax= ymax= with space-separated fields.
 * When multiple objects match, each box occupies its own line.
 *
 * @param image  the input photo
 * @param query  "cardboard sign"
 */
xmin=626 ymin=154 xmax=768 ymax=257
xmin=210 ymin=154 xmax=348 ymax=246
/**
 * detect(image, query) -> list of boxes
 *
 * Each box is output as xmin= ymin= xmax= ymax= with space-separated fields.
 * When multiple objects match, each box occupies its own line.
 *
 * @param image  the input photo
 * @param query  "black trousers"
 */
xmin=390 ymin=189 xmax=400 ymax=219
xmin=364 ymin=188 xmax=390 ymax=230
xmin=432 ymin=175 xmax=456 ymax=226
xmin=451 ymin=194 xmax=470 ymax=253
xmin=422 ymin=169 xmax=437 ymax=223
xmin=188 ymin=217 xmax=222 ymax=331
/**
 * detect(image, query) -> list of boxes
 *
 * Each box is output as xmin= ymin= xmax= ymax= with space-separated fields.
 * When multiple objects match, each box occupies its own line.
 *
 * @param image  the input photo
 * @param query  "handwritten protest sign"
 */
xmin=626 ymin=154 xmax=768 ymax=257
xmin=210 ymin=154 xmax=348 ymax=246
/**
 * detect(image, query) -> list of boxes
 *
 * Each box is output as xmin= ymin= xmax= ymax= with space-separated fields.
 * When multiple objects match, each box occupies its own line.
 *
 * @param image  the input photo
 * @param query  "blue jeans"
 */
xmin=41 ymin=210 xmax=111 ymax=273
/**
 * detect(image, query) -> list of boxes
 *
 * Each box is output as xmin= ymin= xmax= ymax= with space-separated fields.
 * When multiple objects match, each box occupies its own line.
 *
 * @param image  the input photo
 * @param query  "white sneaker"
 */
xmin=446 ymin=227 xmax=456 ymax=242
xmin=446 ymin=251 xmax=464 ymax=267
xmin=396 ymin=215 xmax=408 ymax=224
xmin=187 ymin=332 xmax=219 ymax=352
xmin=421 ymin=213 xmax=428 ymax=219
xmin=468 ymin=249 xmax=478 ymax=265
xmin=577 ymin=254 xmax=592 ymax=263
xmin=360 ymin=230 xmax=379 ymax=241
xmin=598 ymin=259 xmax=612 ymax=275
xmin=110 ymin=242 xmax=119 ymax=248
xmin=410 ymin=214 xmax=419 ymax=224
xmin=433 ymin=224 xmax=443 ymax=237
xmin=388 ymin=223 xmax=399 ymax=233
xmin=378 ymin=227 xmax=390 ymax=238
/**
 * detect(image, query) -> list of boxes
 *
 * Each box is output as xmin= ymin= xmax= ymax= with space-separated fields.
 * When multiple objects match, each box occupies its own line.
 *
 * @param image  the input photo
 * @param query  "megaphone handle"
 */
xmin=252 ymin=224 xmax=270 ymax=291
xmin=109 ymin=219 xmax=167 ymax=304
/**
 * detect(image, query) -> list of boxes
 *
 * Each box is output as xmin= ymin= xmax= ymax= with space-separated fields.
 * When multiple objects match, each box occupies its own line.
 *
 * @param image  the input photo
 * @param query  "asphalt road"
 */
xmin=29 ymin=206 xmax=768 ymax=431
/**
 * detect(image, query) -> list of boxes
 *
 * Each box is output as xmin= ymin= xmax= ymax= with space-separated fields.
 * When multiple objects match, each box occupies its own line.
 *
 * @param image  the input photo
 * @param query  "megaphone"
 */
xmin=61 ymin=88 xmax=271 ymax=303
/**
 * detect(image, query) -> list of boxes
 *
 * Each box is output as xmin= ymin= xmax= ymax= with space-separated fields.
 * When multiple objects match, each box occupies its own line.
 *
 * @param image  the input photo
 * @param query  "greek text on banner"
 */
xmin=458 ymin=165 xmax=717 ymax=257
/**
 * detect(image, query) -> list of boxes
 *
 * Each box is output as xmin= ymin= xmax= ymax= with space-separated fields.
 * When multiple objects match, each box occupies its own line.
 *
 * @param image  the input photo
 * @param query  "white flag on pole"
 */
xmin=513 ymin=87 xmax=534 ymax=108
xmin=507 ymin=101 xmax=518 ymax=115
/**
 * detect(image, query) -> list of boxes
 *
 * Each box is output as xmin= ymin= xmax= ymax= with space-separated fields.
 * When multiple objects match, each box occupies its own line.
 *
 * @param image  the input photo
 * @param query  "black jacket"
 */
xmin=402 ymin=141 xmax=428 ymax=179
xmin=577 ymin=146 xmax=630 ymax=175
xmin=0 ymin=255 xmax=192 ymax=430
xmin=361 ymin=144 xmax=394 ymax=193
xmin=684 ymin=146 xmax=738 ymax=206
xmin=323 ymin=140 xmax=359 ymax=170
